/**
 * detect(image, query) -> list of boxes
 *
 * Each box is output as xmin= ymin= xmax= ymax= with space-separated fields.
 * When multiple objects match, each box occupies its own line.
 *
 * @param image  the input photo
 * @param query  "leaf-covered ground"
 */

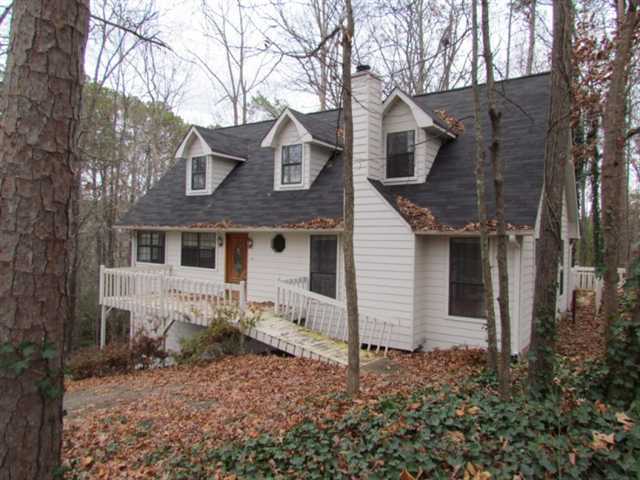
xmin=63 ymin=291 xmax=613 ymax=479
xmin=63 ymin=348 xmax=484 ymax=478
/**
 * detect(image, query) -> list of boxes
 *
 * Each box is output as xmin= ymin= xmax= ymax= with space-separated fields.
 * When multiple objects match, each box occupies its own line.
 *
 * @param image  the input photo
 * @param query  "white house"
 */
xmin=104 ymin=68 xmax=579 ymax=357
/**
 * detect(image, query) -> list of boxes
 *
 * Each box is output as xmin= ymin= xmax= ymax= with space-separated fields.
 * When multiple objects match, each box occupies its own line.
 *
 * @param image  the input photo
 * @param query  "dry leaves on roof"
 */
xmin=396 ymin=196 xmax=532 ymax=233
xmin=277 ymin=217 xmax=343 ymax=230
xmin=396 ymin=196 xmax=455 ymax=231
xmin=189 ymin=219 xmax=237 ymax=229
xmin=434 ymin=109 xmax=465 ymax=135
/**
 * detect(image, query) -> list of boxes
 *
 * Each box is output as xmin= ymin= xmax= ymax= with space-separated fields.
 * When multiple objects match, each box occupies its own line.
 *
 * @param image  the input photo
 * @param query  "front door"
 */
xmin=225 ymin=233 xmax=248 ymax=284
xmin=310 ymin=235 xmax=338 ymax=298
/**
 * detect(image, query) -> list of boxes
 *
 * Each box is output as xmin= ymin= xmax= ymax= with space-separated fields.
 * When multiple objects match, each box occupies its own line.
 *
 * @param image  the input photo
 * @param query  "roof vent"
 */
xmin=356 ymin=64 xmax=371 ymax=72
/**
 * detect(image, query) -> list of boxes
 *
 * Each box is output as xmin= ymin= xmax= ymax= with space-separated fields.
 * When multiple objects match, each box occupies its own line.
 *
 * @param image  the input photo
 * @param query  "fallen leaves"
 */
xmin=591 ymin=431 xmax=616 ymax=450
xmin=616 ymin=412 xmax=634 ymax=432
xmin=557 ymin=290 xmax=606 ymax=361
xmin=463 ymin=462 xmax=491 ymax=480
xmin=63 ymin=348 xmax=485 ymax=478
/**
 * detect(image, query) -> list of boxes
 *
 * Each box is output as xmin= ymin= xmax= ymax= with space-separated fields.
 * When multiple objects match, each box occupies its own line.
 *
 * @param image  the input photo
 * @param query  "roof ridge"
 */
xmin=411 ymin=71 xmax=551 ymax=100
xmin=190 ymin=72 xmax=549 ymax=131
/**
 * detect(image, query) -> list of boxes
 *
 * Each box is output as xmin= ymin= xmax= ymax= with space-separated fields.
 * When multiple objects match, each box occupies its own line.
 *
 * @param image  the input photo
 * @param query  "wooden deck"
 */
xmin=99 ymin=266 xmax=396 ymax=365
xmin=248 ymin=311 xmax=383 ymax=367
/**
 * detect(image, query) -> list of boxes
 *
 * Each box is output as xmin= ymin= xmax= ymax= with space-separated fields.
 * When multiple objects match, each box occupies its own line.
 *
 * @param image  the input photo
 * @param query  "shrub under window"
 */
xmin=281 ymin=144 xmax=302 ymax=184
xmin=271 ymin=234 xmax=286 ymax=253
xmin=449 ymin=238 xmax=485 ymax=318
xmin=181 ymin=232 xmax=216 ymax=268
xmin=386 ymin=130 xmax=415 ymax=178
xmin=137 ymin=231 xmax=165 ymax=264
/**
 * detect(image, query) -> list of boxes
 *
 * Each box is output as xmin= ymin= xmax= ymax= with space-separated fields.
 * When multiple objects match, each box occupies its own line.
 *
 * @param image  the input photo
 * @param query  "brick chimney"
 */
xmin=351 ymin=65 xmax=383 ymax=181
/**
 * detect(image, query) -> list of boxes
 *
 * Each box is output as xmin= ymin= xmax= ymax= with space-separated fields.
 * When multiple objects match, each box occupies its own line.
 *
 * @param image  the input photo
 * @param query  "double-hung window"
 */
xmin=449 ymin=238 xmax=485 ymax=318
xmin=137 ymin=231 xmax=165 ymax=264
xmin=181 ymin=232 xmax=216 ymax=269
xmin=386 ymin=130 xmax=415 ymax=179
xmin=191 ymin=156 xmax=207 ymax=191
xmin=281 ymin=144 xmax=302 ymax=185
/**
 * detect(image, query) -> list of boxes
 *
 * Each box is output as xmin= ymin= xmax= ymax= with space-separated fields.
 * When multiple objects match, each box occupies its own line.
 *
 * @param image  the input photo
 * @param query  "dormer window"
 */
xmin=386 ymin=130 xmax=415 ymax=179
xmin=191 ymin=156 xmax=207 ymax=190
xmin=281 ymin=144 xmax=302 ymax=185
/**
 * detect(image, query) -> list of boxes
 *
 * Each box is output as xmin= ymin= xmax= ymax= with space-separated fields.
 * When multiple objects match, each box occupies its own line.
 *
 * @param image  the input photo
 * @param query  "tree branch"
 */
xmin=89 ymin=13 xmax=172 ymax=50
xmin=626 ymin=126 xmax=640 ymax=140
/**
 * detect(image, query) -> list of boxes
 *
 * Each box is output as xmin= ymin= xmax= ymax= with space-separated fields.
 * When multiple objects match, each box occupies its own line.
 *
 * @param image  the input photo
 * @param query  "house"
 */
xmin=104 ymin=67 xmax=579 ymax=357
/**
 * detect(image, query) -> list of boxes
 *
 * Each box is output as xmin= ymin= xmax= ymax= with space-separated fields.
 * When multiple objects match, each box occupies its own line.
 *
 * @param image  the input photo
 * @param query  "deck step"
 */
xmin=246 ymin=311 xmax=382 ymax=367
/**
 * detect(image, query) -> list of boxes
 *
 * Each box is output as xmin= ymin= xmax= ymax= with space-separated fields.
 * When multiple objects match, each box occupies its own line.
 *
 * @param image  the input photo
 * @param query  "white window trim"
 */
xmin=178 ymin=231 xmax=219 ymax=271
xmin=186 ymin=155 xmax=213 ymax=196
xmin=383 ymin=128 xmax=419 ymax=183
xmin=445 ymin=237 xmax=487 ymax=323
xmin=277 ymin=142 xmax=306 ymax=190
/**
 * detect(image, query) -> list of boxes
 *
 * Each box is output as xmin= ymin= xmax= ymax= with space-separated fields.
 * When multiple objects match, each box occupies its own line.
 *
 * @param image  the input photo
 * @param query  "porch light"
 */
xmin=248 ymin=237 xmax=254 ymax=248
xmin=217 ymin=236 xmax=224 ymax=247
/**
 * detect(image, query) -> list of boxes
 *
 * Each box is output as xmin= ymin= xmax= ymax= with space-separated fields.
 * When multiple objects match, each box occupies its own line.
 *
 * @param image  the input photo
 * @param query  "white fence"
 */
xmin=99 ymin=265 xmax=245 ymax=347
xmin=275 ymin=277 xmax=397 ymax=354
xmin=570 ymin=266 xmax=627 ymax=311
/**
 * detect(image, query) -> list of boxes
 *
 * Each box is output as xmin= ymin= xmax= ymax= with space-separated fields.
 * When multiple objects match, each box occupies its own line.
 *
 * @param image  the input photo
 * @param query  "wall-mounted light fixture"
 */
xmin=217 ymin=235 xmax=224 ymax=247
xmin=248 ymin=237 xmax=254 ymax=248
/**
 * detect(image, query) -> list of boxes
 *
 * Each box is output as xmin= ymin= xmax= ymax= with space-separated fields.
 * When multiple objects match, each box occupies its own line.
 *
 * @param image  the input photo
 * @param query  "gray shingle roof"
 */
xmin=288 ymin=108 xmax=343 ymax=146
xmin=194 ymin=126 xmax=249 ymax=159
xmin=373 ymin=72 xmax=550 ymax=229
xmin=118 ymin=73 xmax=550 ymax=230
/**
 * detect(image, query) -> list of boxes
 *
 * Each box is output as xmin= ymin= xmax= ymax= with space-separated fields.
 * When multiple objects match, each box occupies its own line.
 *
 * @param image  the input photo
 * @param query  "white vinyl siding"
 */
xmin=309 ymin=143 xmax=332 ymax=186
xmin=246 ymin=232 xmax=344 ymax=304
xmin=415 ymin=235 xmax=522 ymax=354
xmin=274 ymin=119 xmax=307 ymax=191
xmin=185 ymin=135 xmax=236 ymax=195
xmin=352 ymin=71 xmax=417 ymax=350
xmin=518 ymin=236 xmax=535 ymax=352
xmin=382 ymin=99 xmax=441 ymax=185
xmin=272 ymin=118 xmax=333 ymax=191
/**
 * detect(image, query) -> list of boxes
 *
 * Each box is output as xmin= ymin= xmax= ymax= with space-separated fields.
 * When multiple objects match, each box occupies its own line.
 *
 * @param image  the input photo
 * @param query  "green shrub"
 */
xmin=173 ymin=306 xmax=260 ymax=364
xmin=204 ymin=384 xmax=639 ymax=480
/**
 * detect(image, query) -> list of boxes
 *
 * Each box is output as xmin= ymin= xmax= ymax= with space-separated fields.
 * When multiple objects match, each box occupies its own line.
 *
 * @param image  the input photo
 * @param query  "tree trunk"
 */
xmin=526 ymin=0 xmax=537 ymax=75
xmin=471 ymin=0 xmax=498 ymax=373
xmin=0 ymin=0 xmax=90 ymax=477
xmin=342 ymin=0 xmax=359 ymax=397
xmin=601 ymin=1 xmax=638 ymax=334
xmin=589 ymin=119 xmax=603 ymax=270
xmin=481 ymin=0 xmax=511 ymax=398
xmin=527 ymin=0 xmax=573 ymax=398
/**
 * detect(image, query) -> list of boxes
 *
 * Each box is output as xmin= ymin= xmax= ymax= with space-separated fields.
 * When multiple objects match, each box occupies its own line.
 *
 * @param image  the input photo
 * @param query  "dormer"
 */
xmin=261 ymin=108 xmax=341 ymax=191
xmin=380 ymin=89 xmax=456 ymax=185
xmin=175 ymin=126 xmax=247 ymax=196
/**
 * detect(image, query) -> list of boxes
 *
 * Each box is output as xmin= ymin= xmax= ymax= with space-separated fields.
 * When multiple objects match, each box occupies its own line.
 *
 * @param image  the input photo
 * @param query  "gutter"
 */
xmin=414 ymin=229 xmax=535 ymax=237
xmin=114 ymin=225 xmax=345 ymax=234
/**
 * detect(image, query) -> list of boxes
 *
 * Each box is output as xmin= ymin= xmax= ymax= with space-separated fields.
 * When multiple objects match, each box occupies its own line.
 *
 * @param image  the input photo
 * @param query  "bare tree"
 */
xmin=342 ymin=0 xmax=360 ymax=397
xmin=528 ymin=0 xmax=574 ymax=398
xmin=269 ymin=0 xmax=343 ymax=110
xmin=601 ymin=0 xmax=639 ymax=334
xmin=526 ymin=0 xmax=537 ymax=75
xmin=197 ymin=0 xmax=281 ymax=125
xmin=481 ymin=0 xmax=512 ymax=397
xmin=370 ymin=0 xmax=471 ymax=95
xmin=0 ymin=0 xmax=90 ymax=477
xmin=471 ymin=0 xmax=498 ymax=374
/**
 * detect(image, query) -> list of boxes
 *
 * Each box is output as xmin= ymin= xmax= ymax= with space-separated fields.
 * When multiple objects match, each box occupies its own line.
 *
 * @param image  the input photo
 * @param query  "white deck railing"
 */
xmin=274 ymin=277 xmax=397 ymax=354
xmin=99 ymin=265 xmax=245 ymax=346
